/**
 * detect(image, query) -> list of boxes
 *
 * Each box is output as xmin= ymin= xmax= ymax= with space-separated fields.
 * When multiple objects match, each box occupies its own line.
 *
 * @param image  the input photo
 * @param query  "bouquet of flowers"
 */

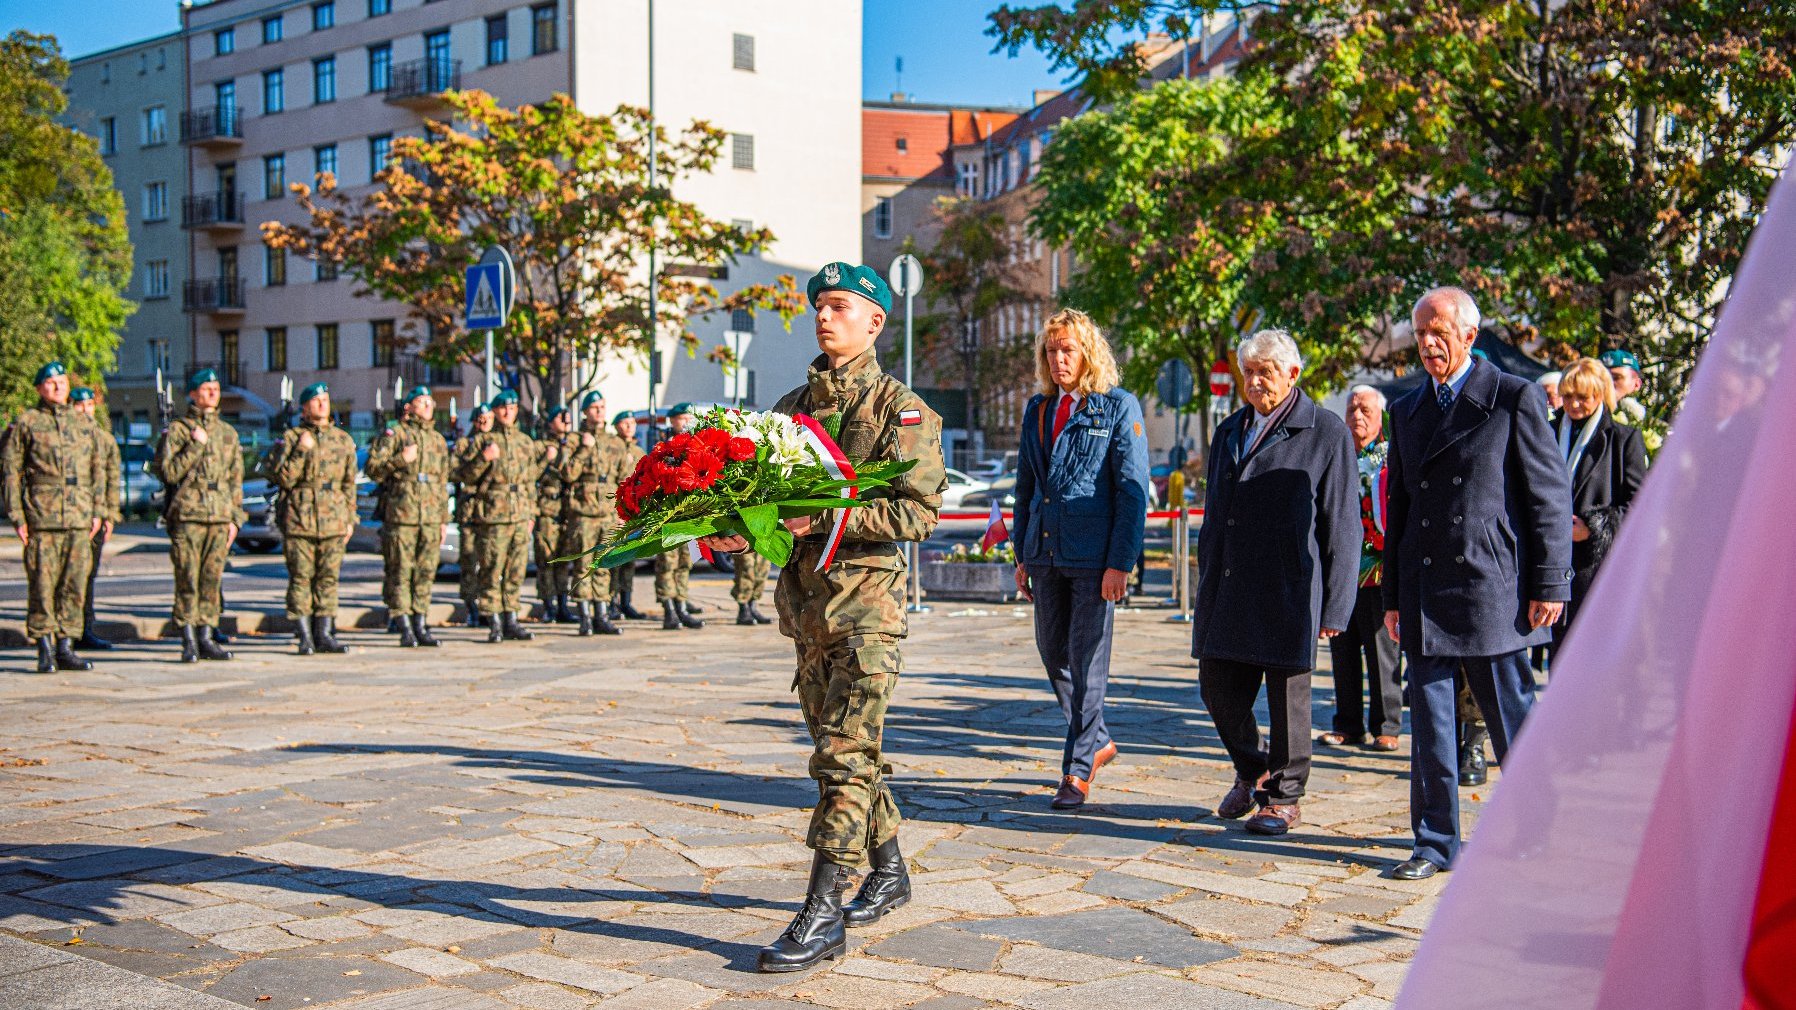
xmin=594 ymin=407 xmax=915 ymax=570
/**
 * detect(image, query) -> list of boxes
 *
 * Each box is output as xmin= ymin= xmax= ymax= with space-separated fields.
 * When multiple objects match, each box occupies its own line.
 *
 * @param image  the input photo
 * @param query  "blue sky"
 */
xmin=0 ymin=0 xmax=1061 ymax=109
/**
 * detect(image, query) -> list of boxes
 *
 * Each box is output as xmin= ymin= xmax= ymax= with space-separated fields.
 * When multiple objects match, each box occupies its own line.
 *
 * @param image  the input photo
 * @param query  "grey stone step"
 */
xmin=0 ymin=935 xmax=240 ymax=1010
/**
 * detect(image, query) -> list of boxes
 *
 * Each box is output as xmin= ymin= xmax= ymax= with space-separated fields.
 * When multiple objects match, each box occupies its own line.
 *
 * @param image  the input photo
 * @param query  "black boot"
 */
xmin=294 ymin=617 xmax=316 ymax=655
xmin=55 ymin=638 xmax=93 ymax=672
xmin=197 ymin=626 xmax=232 ymax=661
xmin=314 ymin=616 xmax=349 ymax=654
xmin=179 ymin=625 xmax=201 ymax=664
xmin=606 ymin=601 xmax=623 ymax=621
xmin=593 ymin=604 xmax=620 ymax=636
xmin=843 ymin=836 xmax=912 ymax=927
xmin=75 ymin=622 xmax=113 ymax=651
xmin=662 ymin=600 xmax=681 ymax=630
xmin=557 ymin=595 xmax=579 ymax=624
xmin=676 ymin=600 xmax=704 ymax=630
xmin=749 ymin=603 xmax=774 ymax=626
xmin=387 ymin=616 xmax=404 ymax=634
xmin=736 ymin=603 xmax=756 ymax=626
xmin=486 ymin=613 xmax=504 ymax=644
xmin=618 ymin=580 xmax=648 ymax=620
xmin=757 ymin=854 xmax=849 ymax=972
xmin=212 ymin=621 xmax=233 ymax=645
xmin=576 ymin=600 xmax=593 ymax=637
xmin=1458 ymin=725 xmax=1489 ymax=787
xmin=465 ymin=600 xmax=483 ymax=628
xmin=684 ymin=600 xmax=706 ymax=616
xmin=36 ymin=637 xmax=55 ymax=674
xmin=397 ymin=614 xmax=419 ymax=648
xmin=501 ymin=611 xmax=534 ymax=641
xmin=411 ymin=614 xmax=439 ymax=647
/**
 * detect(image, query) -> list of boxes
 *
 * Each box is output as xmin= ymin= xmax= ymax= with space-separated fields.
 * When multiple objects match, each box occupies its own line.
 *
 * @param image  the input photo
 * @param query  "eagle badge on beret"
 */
xmin=822 ymin=263 xmax=842 ymax=285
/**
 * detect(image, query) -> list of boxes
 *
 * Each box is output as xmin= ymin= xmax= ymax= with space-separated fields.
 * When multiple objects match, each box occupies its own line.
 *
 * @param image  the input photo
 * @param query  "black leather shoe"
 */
xmin=294 ymin=618 xmax=316 ymax=655
xmin=410 ymin=614 xmax=439 ymax=647
xmin=36 ymin=637 xmax=55 ymax=673
xmin=736 ymin=603 xmax=756 ymax=626
xmin=1216 ymin=778 xmax=1259 ymax=820
xmin=576 ymin=601 xmax=594 ymax=637
xmin=196 ymin=626 xmax=232 ymax=661
xmin=676 ymin=601 xmax=704 ymax=630
xmin=314 ymin=616 xmax=349 ymax=654
xmin=486 ymin=613 xmax=504 ymax=644
xmin=843 ymin=836 xmax=911 ymax=927
xmin=75 ymin=625 xmax=114 ymax=651
xmin=54 ymin=638 xmax=93 ymax=671
xmin=662 ymin=600 xmax=681 ymax=631
xmin=179 ymin=625 xmax=201 ymax=664
xmin=748 ymin=603 xmax=773 ymax=625
xmin=1390 ymin=857 xmax=1443 ymax=880
xmin=758 ymin=854 xmax=848 ymax=972
xmin=500 ymin=611 xmax=534 ymax=641
xmin=1459 ymin=727 xmax=1489 ymax=787
xmin=397 ymin=614 xmax=419 ymax=647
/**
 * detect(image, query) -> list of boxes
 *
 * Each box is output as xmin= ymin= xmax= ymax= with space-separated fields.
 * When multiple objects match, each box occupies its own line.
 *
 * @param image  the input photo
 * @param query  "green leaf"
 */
xmin=737 ymin=502 xmax=780 ymax=541
xmin=754 ymin=526 xmax=794 ymax=567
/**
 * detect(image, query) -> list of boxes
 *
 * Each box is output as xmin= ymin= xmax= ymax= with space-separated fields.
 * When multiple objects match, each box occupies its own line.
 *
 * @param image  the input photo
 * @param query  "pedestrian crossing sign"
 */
xmin=465 ymin=263 xmax=506 ymax=330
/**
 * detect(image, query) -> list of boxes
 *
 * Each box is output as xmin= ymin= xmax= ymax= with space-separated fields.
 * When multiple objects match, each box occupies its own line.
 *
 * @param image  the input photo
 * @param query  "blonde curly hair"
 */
xmin=1034 ymin=309 xmax=1121 ymax=397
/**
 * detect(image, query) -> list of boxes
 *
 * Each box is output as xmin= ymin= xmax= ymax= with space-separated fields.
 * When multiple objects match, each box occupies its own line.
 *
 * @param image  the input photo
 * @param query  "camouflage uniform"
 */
xmin=152 ymin=405 xmax=245 ymax=627
xmin=451 ymin=417 xmax=542 ymax=615
xmin=1 ymin=400 xmax=108 ymax=640
xmin=366 ymin=416 xmax=451 ymax=616
xmin=534 ymin=430 xmax=574 ymax=607
xmin=733 ymin=552 xmax=770 ymax=604
xmin=263 ymin=420 xmax=358 ymax=618
xmin=611 ymin=433 xmax=647 ymax=611
xmin=81 ymin=416 xmax=123 ymax=637
xmin=561 ymin=420 xmax=632 ymax=602
xmin=453 ymin=436 xmax=485 ymax=613
xmin=772 ymin=349 xmax=946 ymax=866
xmin=655 ymin=544 xmax=693 ymax=602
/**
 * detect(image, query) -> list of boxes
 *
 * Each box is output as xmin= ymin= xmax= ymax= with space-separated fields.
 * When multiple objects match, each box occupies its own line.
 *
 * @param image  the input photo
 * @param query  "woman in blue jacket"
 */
xmin=1013 ymin=309 xmax=1151 ymax=809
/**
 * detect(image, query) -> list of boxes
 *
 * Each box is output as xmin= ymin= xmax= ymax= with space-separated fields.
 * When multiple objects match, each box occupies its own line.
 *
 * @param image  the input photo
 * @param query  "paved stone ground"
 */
xmin=0 ymin=573 xmax=1478 ymax=1010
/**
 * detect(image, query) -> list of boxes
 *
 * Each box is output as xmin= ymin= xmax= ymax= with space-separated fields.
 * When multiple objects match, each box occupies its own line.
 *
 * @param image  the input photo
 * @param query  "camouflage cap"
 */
xmin=490 ymin=389 xmax=519 ymax=408
xmin=34 ymin=361 xmax=67 ymax=385
xmin=807 ymin=261 xmax=892 ymax=314
xmin=405 ymin=384 xmax=432 ymax=404
xmin=187 ymin=367 xmax=221 ymax=392
xmin=1600 ymin=348 xmax=1641 ymax=373
xmin=580 ymin=389 xmax=605 ymax=410
xmin=299 ymin=381 xmax=330 ymax=405
xmin=70 ymin=386 xmax=95 ymax=402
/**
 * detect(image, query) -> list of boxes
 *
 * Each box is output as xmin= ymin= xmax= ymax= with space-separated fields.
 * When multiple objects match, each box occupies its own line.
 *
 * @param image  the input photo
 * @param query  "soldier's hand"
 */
xmin=90 ymin=517 xmax=103 ymax=538
xmin=190 ymin=426 xmax=208 ymax=445
xmin=581 ymin=432 xmax=596 ymax=448
xmin=12 ymin=524 xmax=26 ymax=545
xmin=481 ymin=443 xmax=500 ymax=461
xmin=227 ymin=523 xmax=239 ymax=544
xmin=544 ymin=445 xmax=559 ymax=461
xmin=297 ymin=430 xmax=316 ymax=451
xmin=700 ymin=534 xmax=749 ymax=554
xmin=401 ymin=443 xmax=419 ymax=463
xmin=102 ymin=519 xmax=115 ymax=538
xmin=783 ymin=515 xmax=814 ymax=537
xmin=344 ymin=527 xmax=355 ymax=545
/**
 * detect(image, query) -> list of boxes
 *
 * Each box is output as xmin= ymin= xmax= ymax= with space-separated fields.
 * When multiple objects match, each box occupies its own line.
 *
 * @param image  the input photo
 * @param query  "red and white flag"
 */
xmin=790 ymin=414 xmax=857 ymax=571
xmin=980 ymin=498 xmax=1009 ymax=553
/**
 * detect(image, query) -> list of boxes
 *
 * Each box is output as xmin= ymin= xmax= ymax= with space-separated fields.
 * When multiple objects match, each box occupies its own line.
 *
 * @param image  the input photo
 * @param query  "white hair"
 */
xmin=1236 ymin=328 xmax=1302 ymax=373
xmin=1537 ymin=371 xmax=1563 ymax=386
xmin=1412 ymin=286 xmax=1481 ymax=334
xmin=1348 ymin=384 xmax=1387 ymax=410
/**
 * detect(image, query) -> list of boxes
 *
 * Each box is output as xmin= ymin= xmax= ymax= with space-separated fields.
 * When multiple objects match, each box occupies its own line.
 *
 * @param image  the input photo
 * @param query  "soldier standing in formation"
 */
xmin=702 ymin=262 xmax=947 ymax=972
xmin=367 ymin=386 xmax=450 ymax=648
xmin=455 ymin=403 xmax=494 ymax=626
xmin=534 ymin=405 xmax=577 ymax=623
xmin=732 ymin=551 xmax=773 ymax=626
xmin=453 ymin=389 xmax=540 ymax=643
xmin=560 ymin=391 xmax=628 ymax=636
xmin=264 ymin=382 xmax=358 ymax=656
xmin=608 ymin=410 xmax=649 ymax=622
xmin=151 ymin=368 xmax=244 ymax=663
xmin=69 ymin=386 xmax=121 ymax=651
xmin=3 ymin=362 xmax=107 ymax=673
xmin=655 ymin=403 xmax=705 ymax=630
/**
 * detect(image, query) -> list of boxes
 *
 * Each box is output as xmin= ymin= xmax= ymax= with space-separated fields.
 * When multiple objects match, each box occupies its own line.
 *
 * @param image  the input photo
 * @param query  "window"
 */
xmin=369 ymin=134 xmax=392 ymax=179
xmin=426 ymin=29 xmax=451 ymax=64
xmin=372 ymin=319 xmax=395 ymax=367
xmin=368 ymin=42 xmax=392 ymax=91
xmin=101 ymin=62 xmax=109 ymax=84
xmin=730 ymin=308 xmax=755 ymax=333
xmin=316 ymin=324 xmax=339 ymax=370
xmin=216 ymin=79 xmax=237 ymax=111
xmin=140 ymin=105 xmax=167 ymax=146
xmin=221 ymin=332 xmax=240 ymax=383
xmin=263 ymin=68 xmax=284 ymax=113
xmin=957 ymin=161 xmax=977 ymax=196
xmin=262 ymin=15 xmax=283 ymax=44
xmin=732 ymin=33 xmax=755 ymax=71
xmin=218 ymin=246 xmax=239 ymax=280
xmin=896 ymin=137 xmax=908 ymax=154
xmin=873 ymin=196 xmax=893 ymax=239
xmin=215 ymin=28 xmax=235 ymax=55
xmin=98 ymin=117 xmax=116 ymax=155
xmin=531 ymin=4 xmax=558 ymax=55
xmin=316 ymin=255 xmax=338 ymax=282
xmin=313 ymin=56 xmax=336 ymax=104
xmin=266 ymin=327 xmax=287 ymax=371
xmin=427 ymin=359 xmax=458 ymax=384
xmin=312 ymin=2 xmax=334 ymax=31
xmin=368 ymin=0 xmax=390 ymax=15
xmin=486 ymin=15 xmax=509 ymax=65
xmin=142 ymin=181 xmax=168 ymax=221
xmin=265 ymin=243 xmax=286 ymax=286
xmin=263 ymin=153 xmax=285 ymax=198
xmin=314 ymin=143 xmax=337 ymax=180
xmin=144 ymin=260 xmax=170 ymax=300
xmin=730 ymin=132 xmax=754 ymax=171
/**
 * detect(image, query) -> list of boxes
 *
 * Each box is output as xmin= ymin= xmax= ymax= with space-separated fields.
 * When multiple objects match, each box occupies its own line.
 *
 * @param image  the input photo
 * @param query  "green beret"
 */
xmin=612 ymin=409 xmax=636 ymax=425
xmin=471 ymin=403 xmax=493 ymax=418
xmin=34 ymin=361 xmax=66 ymax=385
xmin=545 ymin=405 xmax=570 ymax=423
xmin=490 ymin=389 xmax=519 ymax=407
xmin=187 ymin=367 xmax=220 ymax=392
xmin=668 ymin=402 xmax=695 ymax=417
xmin=1470 ymin=347 xmax=1490 ymax=362
xmin=70 ymin=387 xmax=95 ymax=403
xmin=1600 ymin=348 xmax=1641 ymax=372
xmin=299 ymin=381 xmax=330 ymax=405
xmin=580 ymin=390 xmax=605 ymax=411
xmin=807 ymin=261 xmax=892 ymax=314
xmin=405 ymin=385 xmax=432 ymax=404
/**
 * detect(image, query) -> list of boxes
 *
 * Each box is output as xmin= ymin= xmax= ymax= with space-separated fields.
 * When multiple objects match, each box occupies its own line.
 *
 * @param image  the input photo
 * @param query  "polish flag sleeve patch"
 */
xmin=899 ymin=409 xmax=923 ymax=427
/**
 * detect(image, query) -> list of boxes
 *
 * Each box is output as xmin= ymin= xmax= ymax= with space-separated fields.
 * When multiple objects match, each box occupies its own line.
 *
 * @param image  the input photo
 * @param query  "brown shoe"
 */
xmin=1245 ymin=804 xmax=1301 ymax=835
xmin=1367 ymin=735 xmax=1401 ymax=752
xmin=1051 ymin=775 xmax=1090 ymax=809
xmin=1091 ymin=740 xmax=1119 ymax=781
xmin=1216 ymin=778 xmax=1258 ymax=820
xmin=1315 ymin=731 xmax=1350 ymax=747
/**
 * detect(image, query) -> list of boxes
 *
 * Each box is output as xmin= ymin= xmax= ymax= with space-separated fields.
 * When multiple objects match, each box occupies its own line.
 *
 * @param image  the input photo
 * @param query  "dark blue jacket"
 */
xmin=1190 ymin=389 xmax=1360 ymax=669
xmin=1381 ymin=358 xmax=1573 ymax=657
xmin=1013 ymin=387 xmax=1150 ymax=573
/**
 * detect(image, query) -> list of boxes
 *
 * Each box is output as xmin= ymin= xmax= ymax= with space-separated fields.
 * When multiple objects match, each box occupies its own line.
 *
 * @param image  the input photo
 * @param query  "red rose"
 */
xmin=725 ymin=437 xmax=756 ymax=462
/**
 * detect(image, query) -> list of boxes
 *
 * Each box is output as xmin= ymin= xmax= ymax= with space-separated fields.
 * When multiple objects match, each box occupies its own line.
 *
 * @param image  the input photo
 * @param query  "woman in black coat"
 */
xmin=1551 ymin=357 xmax=1649 ymax=650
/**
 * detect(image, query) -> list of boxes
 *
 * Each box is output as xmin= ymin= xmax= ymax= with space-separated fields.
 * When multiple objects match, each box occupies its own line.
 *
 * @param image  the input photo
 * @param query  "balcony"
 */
xmin=180 ymin=106 xmax=243 ymax=148
xmin=181 ymin=192 xmax=246 ymax=231
xmin=183 ymin=278 xmax=248 ymax=316
xmin=384 ymin=58 xmax=460 ymax=106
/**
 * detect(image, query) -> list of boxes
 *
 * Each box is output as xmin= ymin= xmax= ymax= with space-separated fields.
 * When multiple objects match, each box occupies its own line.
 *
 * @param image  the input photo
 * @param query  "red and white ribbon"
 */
xmin=792 ymin=414 xmax=858 ymax=571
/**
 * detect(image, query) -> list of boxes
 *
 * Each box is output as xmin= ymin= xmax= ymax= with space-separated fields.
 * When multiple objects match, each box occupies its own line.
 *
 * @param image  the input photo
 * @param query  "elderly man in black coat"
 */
xmin=1192 ymin=329 xmax=1360 ymax=836
xmin=1381 ymin=287 xmax=1573 ymax=880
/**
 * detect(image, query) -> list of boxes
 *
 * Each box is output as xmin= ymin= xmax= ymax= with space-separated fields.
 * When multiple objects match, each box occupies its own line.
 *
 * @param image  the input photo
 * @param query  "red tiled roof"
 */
xmin=863 ymin=105 xmax=1021 ymax=182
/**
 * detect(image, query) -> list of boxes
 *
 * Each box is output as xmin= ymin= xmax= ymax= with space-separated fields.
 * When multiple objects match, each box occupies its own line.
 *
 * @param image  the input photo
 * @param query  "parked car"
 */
xmin=939 ymin=468 xmax=990 ymax=509
xmin=959 ymin=476 xmax=1016 ymax=510
xmin=119 ymin=442 xmax=163 ymax=513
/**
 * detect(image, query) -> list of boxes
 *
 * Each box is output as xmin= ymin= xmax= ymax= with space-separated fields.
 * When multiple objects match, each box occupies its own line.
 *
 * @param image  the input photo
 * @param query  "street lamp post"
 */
xmin=643 ymin=0 xmax=659 ymax=445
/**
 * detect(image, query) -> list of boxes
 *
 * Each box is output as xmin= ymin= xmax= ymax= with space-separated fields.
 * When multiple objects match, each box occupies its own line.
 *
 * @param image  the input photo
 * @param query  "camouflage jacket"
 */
xmin=152 ymin=405 xmax=245 ymax=526
xmin=561 ymin=420 xmax=633 ymax=519
xmin=366 ymin=417 xmax=450 ymax=526
xmin=263 ymin=420 xmax=359 ymax=537
xmin=450 ymin=421 xmax=541 ymax=525
xmin=535 ymin=430 xmax=574 ymax=519
xmin=617 ymin=432 xmax=646 ymax=466
xmin=2 ymin=401 xmax=109 ymax=532
xmin=92 ymin=420 xmax=123 ymax=524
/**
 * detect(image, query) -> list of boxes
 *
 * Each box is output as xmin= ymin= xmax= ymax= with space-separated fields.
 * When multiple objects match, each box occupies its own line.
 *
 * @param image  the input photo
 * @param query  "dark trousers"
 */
xmin=1031 ymin=564 xmax=1115 ymax=779
xmin=1406 ymin=650 xmax=1536 ymax=868
xmin=1198 ymin=656 xmax=1312 ymax=805
xmin=1326 ymin=585 xmax=1403 ymax=737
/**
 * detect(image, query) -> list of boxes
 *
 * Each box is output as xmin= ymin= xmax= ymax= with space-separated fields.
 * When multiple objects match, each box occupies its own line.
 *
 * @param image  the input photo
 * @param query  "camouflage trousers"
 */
xmin=24 ymin=529 xmax=92 ymax=639
xmin=655 ymin=546 xmax=691 ymax=602
xmin=563 ymin=516 xmax=615 ymax=602
xmin=534 ymin=515 xmax=570 ymax=602
xmin=382 ymin=523 xmax=439 ymax=616
xmin=170 ymin=522 xmax=231 ymax=626
xmin=459 ymin=524 xmax=484 ymax=604
xmin=478 ymin=521 xmax=530 ymax=614
xmin=795 ymin=633 xmax=903 ymax=867
xmin=732 ymin=553 xmax=770 ymax=603
xmin=284 ymin=534 xmax=345 ymax=618
xmin=1455 ymin=671 xmax=1486 ymax=731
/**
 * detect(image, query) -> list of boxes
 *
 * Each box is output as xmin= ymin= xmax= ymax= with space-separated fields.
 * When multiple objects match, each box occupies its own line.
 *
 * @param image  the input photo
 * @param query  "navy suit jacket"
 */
xmin=1191 ymin=389 xmax=1360 ymax=670
xmin=1012 ymin=387 xmax=1150 ymax=573
xmin=1381 ymin=358 xmax=1574 ymax=657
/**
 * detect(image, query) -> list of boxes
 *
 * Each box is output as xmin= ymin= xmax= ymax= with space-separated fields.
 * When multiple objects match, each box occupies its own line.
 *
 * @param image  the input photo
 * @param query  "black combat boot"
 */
xmin=1458 ymin=724 xmax=1489 ymax=787
xmin=486 ymin=613 xmax=504 ymax=643
xmin=684 ymin=600 xmax=706 ymax=616
xmin=179 ymin=625 xmax=201 ymax=664
xmin=748 ymin=603 xmax=773 ymax=625
xmin=557 ymin=595 xmax=579 ymax=624
xmin=397 ymin=614 xmax=418 ymax=648
xmin=55 ymin=638 xmax=93 ymax=671
xmin=618 ymin=580 xmax=648 ymax=620
xmin=758 ymin=853 xmax=849 ymax=972
xmin=314 ymin=616 xmax=349 ymax=654
xmin=593 ymin=604 xmax=620 ymax=636
xmin=197 ymin=626 xmax=233 ymax=661
xmin=75 ymin=620 xmax=113 ymax=651
xmin=576 ymin=600 xmax=594 ymax=637
xmin=661 ymin=600 xmax=681 ymax=630
xmin=387 ymin=616 xmax=405 ymax=634
xmin=842 ymin=837 xmax=911 ymax=927
xmin=676 ymin=600 xmax=704 ymax=630
xmin=294 ymin=618 xmax=316 ymax=655
xmin=736 ymin=603 xmax=756 ymax=626
xmin=606 ymin=600 xmax=622 ymax=621
xmin=212 ymin=622 xmax=233 ymax=645
xmin=36 ymin=637 xmax=55 ymax=673
xmin=501 ymin=611 xmax=534 ymax=641
xmin=465 ymin=599 xmax=483 ymax=627
xmin=411 ymin=614 xmax=439 ymax=647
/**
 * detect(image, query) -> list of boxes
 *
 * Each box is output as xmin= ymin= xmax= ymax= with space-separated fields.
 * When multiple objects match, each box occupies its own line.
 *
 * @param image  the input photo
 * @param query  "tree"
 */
xmin=264 ymin=90 xmax=805 ymax=410
xmin=993 ymin=2 xmax=1796 ymax=417
xmin=0 ymin=32 xmax=132 ymax=417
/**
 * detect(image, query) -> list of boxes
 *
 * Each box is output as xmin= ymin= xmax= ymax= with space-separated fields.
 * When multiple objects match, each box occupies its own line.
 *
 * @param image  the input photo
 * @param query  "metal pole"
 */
xmin=484 ymin=331 xmax=495 ymax=404
xmin=644 ymin=0 xmax=658 ymax=442
xmin=903 ymin=282 xmax=928 ymax=613
xmin=1174 ymin=508 xmax=1193 ymax=622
